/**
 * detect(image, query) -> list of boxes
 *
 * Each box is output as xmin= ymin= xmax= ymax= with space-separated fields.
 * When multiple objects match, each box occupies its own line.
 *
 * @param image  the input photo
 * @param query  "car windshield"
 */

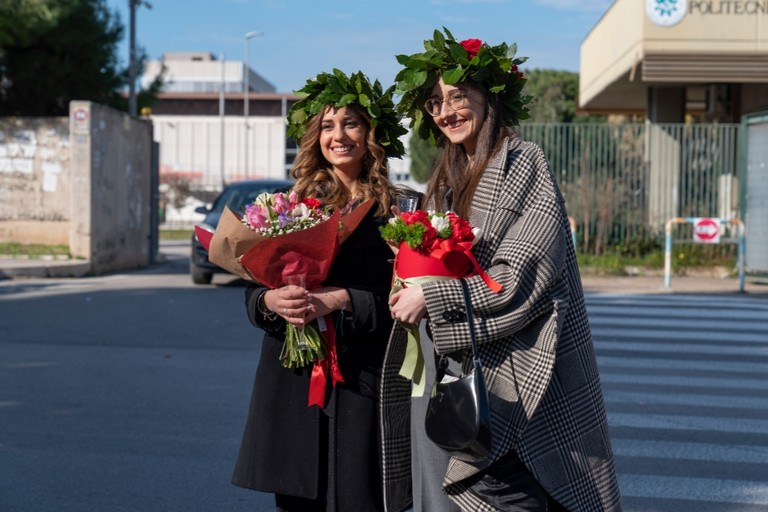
xmin=210 ymin=182 xmax=290 ymax=213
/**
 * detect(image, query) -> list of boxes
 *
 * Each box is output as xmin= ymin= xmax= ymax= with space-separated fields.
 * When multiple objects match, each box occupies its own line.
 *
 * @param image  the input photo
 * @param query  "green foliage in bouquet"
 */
xmin=280 ymin=322 xmax=325 ymax=369
xmin=379 ymin=217 xmax=429 ymax=250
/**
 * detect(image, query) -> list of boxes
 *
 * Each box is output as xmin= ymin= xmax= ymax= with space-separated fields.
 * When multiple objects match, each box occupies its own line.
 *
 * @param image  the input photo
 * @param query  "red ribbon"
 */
xmin=463 ymin=249 xmax=503 ymax=293
xmin=429 ymin=239 xmax=503 ymax=293
xmin=307 ymin=313 xmax=345 ymax=408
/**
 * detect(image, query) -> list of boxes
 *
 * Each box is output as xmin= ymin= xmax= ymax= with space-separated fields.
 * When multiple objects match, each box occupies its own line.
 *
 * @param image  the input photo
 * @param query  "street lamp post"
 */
xmin=243 ymin=31 xmax=263 ymax=177
xmin=128 ymin=0 xmax=152 ymax=117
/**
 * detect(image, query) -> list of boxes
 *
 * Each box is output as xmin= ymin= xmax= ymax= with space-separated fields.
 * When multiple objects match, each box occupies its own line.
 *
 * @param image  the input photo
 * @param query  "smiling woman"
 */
xmin=318 ymin=106 xmax=368 ymax=180
xmin=230 ymin=69 xmax=412 ymax=512
xmin=385 ymin=27 xmax=622 ymax=512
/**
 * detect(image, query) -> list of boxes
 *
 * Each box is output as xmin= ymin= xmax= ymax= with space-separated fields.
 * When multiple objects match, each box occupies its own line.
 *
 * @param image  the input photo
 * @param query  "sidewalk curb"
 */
xmin=0 ymin=260 xmax=92 ymax=279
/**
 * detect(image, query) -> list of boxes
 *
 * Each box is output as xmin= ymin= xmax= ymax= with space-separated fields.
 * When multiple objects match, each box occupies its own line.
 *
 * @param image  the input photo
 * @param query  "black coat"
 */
xmin=232 ymin=205 xmax=395 ymax=512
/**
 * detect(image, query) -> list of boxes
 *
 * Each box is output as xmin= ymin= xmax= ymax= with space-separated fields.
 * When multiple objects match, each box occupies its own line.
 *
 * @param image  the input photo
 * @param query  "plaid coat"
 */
xmin=380 ymin=136 xmax=622 ymax=512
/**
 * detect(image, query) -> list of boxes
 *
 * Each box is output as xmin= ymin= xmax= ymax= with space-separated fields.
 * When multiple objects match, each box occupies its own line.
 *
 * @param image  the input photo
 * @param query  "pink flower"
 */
xmin=241 ymin=190 xmax=331 ymax=236
xmin=273 ymin=193 xmax=291 ymax=214
xmin=460 ymin=38 xmax=483 ymax=60
xmin=244 ymin=204 xmax=270 ymax=229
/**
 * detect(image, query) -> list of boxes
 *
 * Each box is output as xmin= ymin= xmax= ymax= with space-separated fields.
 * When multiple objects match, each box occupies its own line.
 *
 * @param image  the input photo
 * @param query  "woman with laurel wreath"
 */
xmin=383 ymin=29 xmax=622 ymax=511
xmin=231 ymin=69 xmax=410 ymax=512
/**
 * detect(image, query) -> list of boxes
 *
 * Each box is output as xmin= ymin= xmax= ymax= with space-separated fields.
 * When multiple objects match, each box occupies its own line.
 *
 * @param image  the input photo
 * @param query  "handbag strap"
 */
xmin=459 ymin=278 xmax=482 ymax=367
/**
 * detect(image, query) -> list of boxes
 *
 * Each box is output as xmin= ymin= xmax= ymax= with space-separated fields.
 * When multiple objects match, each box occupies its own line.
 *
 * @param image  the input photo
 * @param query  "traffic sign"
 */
xmin=693 ymin=217 xmax=720 ymax=243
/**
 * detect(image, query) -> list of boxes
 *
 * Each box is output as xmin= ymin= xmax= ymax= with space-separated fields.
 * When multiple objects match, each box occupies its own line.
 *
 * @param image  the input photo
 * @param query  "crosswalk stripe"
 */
xmin=588 ymin=305 xmax=768 ymax=321
xmin=598 ymin=356 xmax=768 ymax=377
xmin=612 ymin=438 xmax=768 ymax=464
xmin=600 ymin=371 xmax=768 ymax=390
xmin=608 ymin=412 xmax=768 ymax=435
xmin=603 ymin=389 xmax=768 ymax=409
xmin=585 ymin=293 xmax=768 ymax=509
xmin=593 ymin=327 xmax=768 ymax=344
xmin=597 ymin=340 xmax=768 ymax=355
xmin=618 ymin=475 xmax=768 ymax=505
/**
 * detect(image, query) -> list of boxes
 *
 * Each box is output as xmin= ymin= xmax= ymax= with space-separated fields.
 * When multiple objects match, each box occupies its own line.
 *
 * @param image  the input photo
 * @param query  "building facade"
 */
xmin=579 ymin=0 xmax=768 ymax=121
xmin=140 ymin=52 xmax=413 ymax=194
xmin=141 ymin=52 xmax=295 ymax=190
xmin=580 ymin=0 xmax=768 ymax=272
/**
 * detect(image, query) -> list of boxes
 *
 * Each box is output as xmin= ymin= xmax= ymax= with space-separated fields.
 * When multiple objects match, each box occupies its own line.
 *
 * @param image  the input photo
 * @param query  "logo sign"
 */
xmin=693 ymin=217 xmax=720 ymax=243
xmin=646 ymin=0 xmax=688 ymax=26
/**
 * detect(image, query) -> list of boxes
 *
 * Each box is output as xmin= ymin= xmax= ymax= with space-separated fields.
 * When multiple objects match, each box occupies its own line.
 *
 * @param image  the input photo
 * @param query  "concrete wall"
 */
xmin=70 ymin=101 xmax=154 ymax=273
xmin=0 ymin=102 xmax=155 ymax=274
xmin=0 ymin=117 xmax=71 ymax=245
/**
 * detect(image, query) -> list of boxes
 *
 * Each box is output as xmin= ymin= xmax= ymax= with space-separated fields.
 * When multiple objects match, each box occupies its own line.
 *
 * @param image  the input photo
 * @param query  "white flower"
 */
xmin=471 ymin=227 xmax=482 ymax=246
xmin=430 ymin=214 xmax=450 ymax=233
xmin=289 ymin=202 xmax=311 ymax=220
xmin=253 ymin=192 xmax=273 ymax=208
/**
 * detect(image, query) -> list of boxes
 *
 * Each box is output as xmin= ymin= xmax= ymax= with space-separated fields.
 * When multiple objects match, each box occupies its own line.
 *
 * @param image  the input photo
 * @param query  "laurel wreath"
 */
xmin=394 ymin=27 xmax=532 ymax=145
xmin=286 ymin=69 xmax=406 ymax=159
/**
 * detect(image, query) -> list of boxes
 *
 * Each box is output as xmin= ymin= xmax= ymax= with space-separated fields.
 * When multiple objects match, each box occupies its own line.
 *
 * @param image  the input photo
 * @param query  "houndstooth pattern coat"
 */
xmin=380 ymin=136 xmax=622 ymax=512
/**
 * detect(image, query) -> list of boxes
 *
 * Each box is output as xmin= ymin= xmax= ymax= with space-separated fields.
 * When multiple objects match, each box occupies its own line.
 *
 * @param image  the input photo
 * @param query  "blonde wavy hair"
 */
xmin=290 ymin=105 xmax=397 ymax=217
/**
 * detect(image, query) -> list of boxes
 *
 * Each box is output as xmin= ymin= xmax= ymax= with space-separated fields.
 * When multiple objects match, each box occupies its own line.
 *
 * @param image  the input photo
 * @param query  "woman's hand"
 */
xmin=389 ymin=285 xmax=427 ymax=325
xmin=263 ymin=285 xmax=310 ymax=327
xmin=304 ymin=286 xmax=350 ymax=323
xmin=386 ymin=205 xmax=401 ymax=256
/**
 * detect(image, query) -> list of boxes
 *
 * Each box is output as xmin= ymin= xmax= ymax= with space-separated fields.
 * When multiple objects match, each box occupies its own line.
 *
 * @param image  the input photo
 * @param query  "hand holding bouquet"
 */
xmin=380 ymin=210 xmax=501 ymax=395
xmin=240 ymin=191 xmax=331 ymax=368
xmin=196 ymin=191 xmax=375 ymax=406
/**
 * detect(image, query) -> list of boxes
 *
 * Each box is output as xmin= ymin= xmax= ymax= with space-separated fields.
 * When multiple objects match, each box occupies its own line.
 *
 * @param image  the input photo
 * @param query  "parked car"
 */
xmin=190 ymin=179 xmax=293 ymax=284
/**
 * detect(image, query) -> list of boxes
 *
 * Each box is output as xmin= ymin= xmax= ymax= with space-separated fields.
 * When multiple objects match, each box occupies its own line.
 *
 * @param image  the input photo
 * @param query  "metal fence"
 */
xmin=161 ymin=120 xmax=744 ymax=257
xmin=519 ymin=122 xmax=742 ymax=256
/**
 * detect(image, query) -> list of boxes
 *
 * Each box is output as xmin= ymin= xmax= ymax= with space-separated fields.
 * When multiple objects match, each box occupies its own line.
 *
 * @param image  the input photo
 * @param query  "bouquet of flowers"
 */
xmin=380 ymin=210 xmax=501 ymax=396
xmin=196 ymin=192 xmax=375 ymax=406
xmin=241 ymin=191 xmax=331 ymax=368
xmin=243 ymin=191 xmax=329 ymax=237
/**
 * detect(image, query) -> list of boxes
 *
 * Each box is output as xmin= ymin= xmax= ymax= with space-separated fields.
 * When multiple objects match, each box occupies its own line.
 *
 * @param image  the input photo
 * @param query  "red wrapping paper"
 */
xmin=196 ymin=198 xmax=376 ymax=407
xmin=394 ymin=240 xmax=502 ymax=292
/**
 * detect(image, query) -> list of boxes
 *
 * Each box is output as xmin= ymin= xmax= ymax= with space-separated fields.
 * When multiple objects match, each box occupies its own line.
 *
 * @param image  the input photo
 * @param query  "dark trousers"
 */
xmin=467 ymin=451 xmax=568 ymax=511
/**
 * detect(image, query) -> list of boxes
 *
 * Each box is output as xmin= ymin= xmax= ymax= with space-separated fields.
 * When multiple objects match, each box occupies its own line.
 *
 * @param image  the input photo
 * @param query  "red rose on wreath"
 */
xmin=460 ymin=38 xmax=483 ymax=59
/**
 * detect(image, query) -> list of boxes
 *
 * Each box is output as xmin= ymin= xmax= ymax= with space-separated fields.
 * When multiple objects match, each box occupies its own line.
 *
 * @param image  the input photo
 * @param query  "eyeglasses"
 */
xmin=424 ymin=91 xmax=469 ymax=117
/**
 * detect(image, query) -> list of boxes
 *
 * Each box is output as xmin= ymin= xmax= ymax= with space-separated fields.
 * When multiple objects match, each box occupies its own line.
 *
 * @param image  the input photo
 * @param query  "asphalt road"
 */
xmin=3 ymin=242 xmax=767 ymax=511
xmin=586 ymin=291 xmax=768 ymax=511
xmin=0 ymin=242 xmax=274 ymax=512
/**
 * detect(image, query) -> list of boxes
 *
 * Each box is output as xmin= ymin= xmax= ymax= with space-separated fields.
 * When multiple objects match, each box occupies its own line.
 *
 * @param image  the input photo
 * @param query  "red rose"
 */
xmin=402 ymin=210 xmax=429 ymax=225
xmin=460 ymin=38 xmax=483 ymax=60
xmin=301 ymin=197 xmax=322 ymax=209
xmin=421 ymin=226 xmax=439 ymax=252
xmin=449 ymin=214 xmax=474 ymax=242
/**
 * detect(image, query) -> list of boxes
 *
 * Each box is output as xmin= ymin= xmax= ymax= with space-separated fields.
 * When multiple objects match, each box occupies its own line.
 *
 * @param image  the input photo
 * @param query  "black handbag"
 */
xmin=424 ymin=278 xmax=492 ymax=462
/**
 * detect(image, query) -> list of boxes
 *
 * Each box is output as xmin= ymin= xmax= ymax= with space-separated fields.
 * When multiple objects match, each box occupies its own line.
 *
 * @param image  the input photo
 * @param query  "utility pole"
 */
xmin=129 ymin=0 xmax=152 ymax=117
xmin=243 ymin=31 xmax=263 ymax=176
xmin=220 ymin=53 xmax=226 ymax=189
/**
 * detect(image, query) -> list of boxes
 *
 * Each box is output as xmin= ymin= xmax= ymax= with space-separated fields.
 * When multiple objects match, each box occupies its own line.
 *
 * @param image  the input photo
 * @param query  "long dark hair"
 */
xmin=423 ymin=83 xmax=509 ymax=219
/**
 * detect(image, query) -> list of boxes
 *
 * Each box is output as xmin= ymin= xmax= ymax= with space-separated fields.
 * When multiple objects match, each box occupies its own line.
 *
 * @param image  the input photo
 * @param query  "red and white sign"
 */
xmin=74 ymin=108 xmax=88 ymax=122
xmin=693 ymin=217 xmax=720 ymax=243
